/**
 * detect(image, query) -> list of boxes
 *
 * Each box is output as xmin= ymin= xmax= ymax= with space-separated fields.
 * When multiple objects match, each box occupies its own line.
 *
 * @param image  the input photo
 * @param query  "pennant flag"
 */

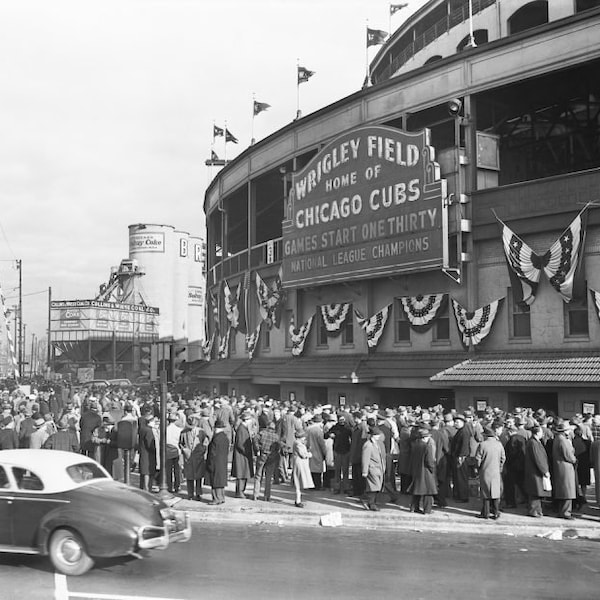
xmin=451 ymin=298 xmax=504 ymax=348
xmin=213 ymin=125 xmax=224 ymax=138
xmin=355 ymin=305 xmax=391 ymax=349
xmin=320 ymin=303 xmax=351 ymax=335
xmin=225 ymin=129 xmax=238 ymax=144
xmin=297 ymin=65 xmax=315 ymax=84
xmin=223 ymin=279 xmax=239 ymax=329
xmin=253 ymin=100 xmax=271 ymax=116
xmin=211 ymin=150 xmax=219 ymax=161
xmin=400 ymin=293 xmax=448 ymax=332
xmin=498 ymin=217 xmax=542 ymax=306
xmin=289 ymin=314 xmax=314 ymax=357
xmin=237 ymin=271 xmax=250 ymax=334
xmin=246 ymin=321 xmax=262 ymax=360
xmin=390 ymin=2 xmax=408 ymax=15
xmin=367 ymin=27 xmax=388 ymax=47
xmin=543 ymin=209 xmax=587 ymax=303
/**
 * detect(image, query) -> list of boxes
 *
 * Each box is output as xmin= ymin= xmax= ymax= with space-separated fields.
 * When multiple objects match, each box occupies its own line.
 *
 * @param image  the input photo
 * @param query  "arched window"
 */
xmin=456 ymin=29 xmax=488 ymax=52
xmin=424 ymin=55 xmax=443 ymax=65
xmin=508 ymin=1 xmax=548 ymax=35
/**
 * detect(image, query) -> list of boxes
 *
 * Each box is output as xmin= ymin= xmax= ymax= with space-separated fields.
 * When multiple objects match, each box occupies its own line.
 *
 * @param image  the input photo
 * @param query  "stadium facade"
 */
xmin=199 ymin=0 xmax=600 ymax=416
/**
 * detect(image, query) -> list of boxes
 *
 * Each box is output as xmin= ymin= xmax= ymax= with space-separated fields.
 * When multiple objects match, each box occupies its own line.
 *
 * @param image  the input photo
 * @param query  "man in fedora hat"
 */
xmin=474 ymin=423 xmax=505 ymax=519
xmin=552 ymin=421 xmax=578 ymax=519
xmin=408 ymin=424 xmax=438 ymax=514
xmin=232 ymin=411 xmax=255 ymax=498
xmin=361 ymin=425 xmax=386 ymax=511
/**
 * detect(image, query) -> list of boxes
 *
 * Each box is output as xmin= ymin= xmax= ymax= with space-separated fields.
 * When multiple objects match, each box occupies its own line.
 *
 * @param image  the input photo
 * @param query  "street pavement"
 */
xmin=156 ymin=476 xmax=600 ymax=539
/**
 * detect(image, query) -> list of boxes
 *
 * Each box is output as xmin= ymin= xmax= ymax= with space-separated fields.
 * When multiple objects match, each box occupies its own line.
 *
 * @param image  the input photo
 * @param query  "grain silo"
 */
xmin=187 ymin=235 xmax=205 ymax=361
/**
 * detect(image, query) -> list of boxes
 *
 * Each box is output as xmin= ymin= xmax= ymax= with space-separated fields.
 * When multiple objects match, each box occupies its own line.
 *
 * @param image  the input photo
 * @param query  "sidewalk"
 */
xmin=157 ymin=477 xmax=600 ymax=539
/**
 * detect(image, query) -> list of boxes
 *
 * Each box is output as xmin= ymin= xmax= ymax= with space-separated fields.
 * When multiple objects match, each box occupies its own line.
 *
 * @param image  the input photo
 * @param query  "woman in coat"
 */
xmin=231 ymin=411 xmax=255 ymax=499
xmin=292 ymin=429 xmax=314 ymax=507
xmin=179 ymin=415 xmax=209 ymax=501
xmin=552 ymin=421 xmax=578 ymax=520
xmin=206 ymin=419 xmax=230 ymax=505
xmin=138 ymin=412 xmax=157 ymax=493
xmin=524 ymin=425 xmax=552 ymax=517
xmin=408 ymin=425 xmax=438 ymax=515
xmin=475 ymin=424 xmax=505 ymax=519
xmin=361 ymin=425 xmax=386 ymax=511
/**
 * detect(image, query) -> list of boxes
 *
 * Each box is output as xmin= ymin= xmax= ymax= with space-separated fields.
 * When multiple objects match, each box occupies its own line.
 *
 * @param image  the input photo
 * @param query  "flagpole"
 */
xmin=296 ymin=58 xmax=300 ymax=119
xmin=365 ymin=20 xmax=369 ymax=87
xmin=224 ymin=120 xmax=228 ymax=162
xmin=251 ymin=93 xmax=255 ymax=145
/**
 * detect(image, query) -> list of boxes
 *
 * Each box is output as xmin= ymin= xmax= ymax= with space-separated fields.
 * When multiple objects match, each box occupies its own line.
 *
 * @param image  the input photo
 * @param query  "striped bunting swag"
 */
xmin=320 ymin=303 xmax=351 ymax=334
xmin=289 ymin=314 xmax=314 ymax=357
xmin=400 ymin=293 xmax=447 ymax=332
xmin=355 ymin=305 xmax=390 ymax=349
xmin=246 ymin=321 xmax=262 ymax=360
xmin=0 ymin=286 xmax=19 ymax=379
xmin=451 ymin=298 xmax=504 ymax=348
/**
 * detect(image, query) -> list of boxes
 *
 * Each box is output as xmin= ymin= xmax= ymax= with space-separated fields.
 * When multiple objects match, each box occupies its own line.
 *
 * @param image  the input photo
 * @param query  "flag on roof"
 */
xmin=213 ymin=125 xmax=224 ymax=138
xmin=367 ymin=27 xmax=388 ymax=47
xmin=253 ymin=100 xmax=271 ymax=116
xmin=225 ymin=128 xmax=238 ymax=144
xmin=390 ymin=2 xmax=408 ymax=15
xmin=211 ymin=150 xmax=219 ymax=161
xmin=297 ymin=65 xmax=315 ymax=84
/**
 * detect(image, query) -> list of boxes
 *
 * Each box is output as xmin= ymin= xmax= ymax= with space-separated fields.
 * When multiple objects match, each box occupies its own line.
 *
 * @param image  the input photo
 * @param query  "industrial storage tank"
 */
xmin=128 ymin=224 xmax=176 ymax=340
xmin=187 ymin=235 xmax=205 ymax=361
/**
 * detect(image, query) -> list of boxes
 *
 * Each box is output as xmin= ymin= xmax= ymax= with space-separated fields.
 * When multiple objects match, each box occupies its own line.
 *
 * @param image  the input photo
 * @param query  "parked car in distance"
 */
xmin=0 ymin=449 xmax=191 ymax=575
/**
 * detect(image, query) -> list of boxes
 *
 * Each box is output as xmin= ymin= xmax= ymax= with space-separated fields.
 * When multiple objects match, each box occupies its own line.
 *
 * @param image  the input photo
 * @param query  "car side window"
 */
xmin=0 ymin=466 xmax=9 ymax=489
xmin=12 ymin=467 xmax=44 ymax=491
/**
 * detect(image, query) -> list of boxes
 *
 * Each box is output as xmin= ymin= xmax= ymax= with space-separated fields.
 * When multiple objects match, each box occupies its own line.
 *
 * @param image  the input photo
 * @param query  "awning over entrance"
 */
xmin=430 ymin=351 xmax=600 ymax=387
xmin=188 ymin=359 xmax=250 ymax=380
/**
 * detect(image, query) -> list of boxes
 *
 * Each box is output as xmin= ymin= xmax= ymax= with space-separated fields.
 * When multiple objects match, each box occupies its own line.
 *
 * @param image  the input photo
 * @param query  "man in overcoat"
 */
xmin=231 ymin=411 xmax=255 ymax=498
xmin=206 ymin=419 xmax=229 ymax=505
xmin=361 ymin=425 xmax=386 ymax=511
xmin=138 ymin=410 xmax=157 ymax=492
xmin=475 ymin=424 xmax=505 ymax=519
xmin=524 ymin=425 xmax=552 ymax=517
xmin=450 ymin=414 xmax=471 ymax=502
xmin=306 ymin=413 xmax=327 ymax=489
xmin=408 ymin=425 xmax=438 ymax=514
xmin=552 ymin=421 xmax=578 ymax=520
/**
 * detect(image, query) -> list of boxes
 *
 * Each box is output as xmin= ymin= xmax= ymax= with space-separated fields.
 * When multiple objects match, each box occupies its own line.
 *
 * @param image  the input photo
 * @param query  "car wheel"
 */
xmin=49 ymin=528 xmax=94 ymax=576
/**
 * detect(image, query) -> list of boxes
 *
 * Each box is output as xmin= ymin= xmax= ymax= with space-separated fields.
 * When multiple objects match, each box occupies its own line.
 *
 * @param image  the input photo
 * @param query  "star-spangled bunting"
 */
xmin=218 ymin=326 xmax=231 ymax=360
xmin=253 ymin=100 xmax=271 ymax=116
xmin=367 ymin=27 xmax=388 ymax=47
xmin=589 ymin=288 xmax=600 ymax=322
xmin=297 ymin=66 xmax=315 ymax=84
xmin=400 ymin=293 xmax=448 ymax=332
xmin=355 ymin=305 xmax=391 ymax=349
xmin=497 ymin=208 xmax=588 ymax=306
xmin=237 ymin=271 xmax=250 ymax=335
xmin=289 ymin=314 xmax=314 ymax=357
xmin=451 ymin=298 xmax=504 ymax=348
xmin=246 ymin=321 xmax=262 ymax=360
xmin=202 ymin=331 xmax=216 ymax=362
xmin=255 ymin=267 xmax=285 ymax=329
xmin=320 ymin=303 xmax=351 ymax=334
xmin=223 ymin=279 xmax=239 ymax=329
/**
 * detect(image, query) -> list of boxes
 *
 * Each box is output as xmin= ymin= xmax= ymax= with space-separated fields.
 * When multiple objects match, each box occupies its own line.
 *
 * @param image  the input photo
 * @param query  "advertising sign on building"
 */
xmin=129 ymin=232 xmax=165 ymax=253
xmin=281 ymin=126 xmax=448 ymax=287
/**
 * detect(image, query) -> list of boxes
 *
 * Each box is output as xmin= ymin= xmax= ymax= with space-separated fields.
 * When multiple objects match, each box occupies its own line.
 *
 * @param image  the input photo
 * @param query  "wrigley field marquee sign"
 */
xmin=281 ymin=125 xmax=449 ymax=287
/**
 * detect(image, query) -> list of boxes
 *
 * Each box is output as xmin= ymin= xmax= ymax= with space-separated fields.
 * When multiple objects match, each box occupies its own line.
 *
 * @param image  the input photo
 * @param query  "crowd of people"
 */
xmin=1 ymin=382 xmax=599 ymax=521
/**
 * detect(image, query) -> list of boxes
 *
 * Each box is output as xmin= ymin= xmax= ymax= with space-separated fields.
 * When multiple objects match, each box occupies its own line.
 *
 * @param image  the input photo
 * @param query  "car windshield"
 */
xmin=66 ymin=462 xmax=109 ymax=484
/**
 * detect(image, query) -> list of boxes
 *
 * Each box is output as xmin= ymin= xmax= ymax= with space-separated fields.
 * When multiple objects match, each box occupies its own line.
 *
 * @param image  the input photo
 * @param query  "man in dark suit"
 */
xmin=206 ymin=419 xmax=229 ymax=505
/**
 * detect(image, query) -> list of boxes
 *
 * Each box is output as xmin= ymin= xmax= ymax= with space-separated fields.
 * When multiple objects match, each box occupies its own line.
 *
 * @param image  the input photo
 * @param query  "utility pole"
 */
xmin=17 ymin=259 xmax=22 ymax=378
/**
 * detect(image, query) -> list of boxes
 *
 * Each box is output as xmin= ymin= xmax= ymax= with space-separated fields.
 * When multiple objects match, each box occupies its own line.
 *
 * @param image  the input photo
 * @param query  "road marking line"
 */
xmin=54 ymin=573 xmax=69 ymax=600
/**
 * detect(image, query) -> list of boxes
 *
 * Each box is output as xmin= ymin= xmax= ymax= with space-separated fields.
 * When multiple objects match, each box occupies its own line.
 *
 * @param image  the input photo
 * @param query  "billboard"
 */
xmin=50 ymin=300 xmax=159 ymax=340
xmin=281 ymin=126 xmax=448 ymax=288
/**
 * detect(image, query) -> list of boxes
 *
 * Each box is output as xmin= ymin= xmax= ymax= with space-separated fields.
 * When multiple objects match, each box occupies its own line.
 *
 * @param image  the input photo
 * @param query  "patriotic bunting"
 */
xmin=202 ymin=331 xmax=216 ymax=362
xmin=320 ymin=303 xmax=351 ymax=334
xmin=590 ymin=289 xmax=600 ymax=322
xmin=543 ymin=209 xmax=587 ymax=303
xmin=355 ymin=305 xmax=391 ymax=349
xmin=290 ymin=314 xmax=314 ymax=357
xmin=237 ymin=271 xmax=251 ymax=334
xmin=223 ymin=279 xmax=240 ymax=329
xmin=451 ymin=298 xmax=504 ymax=348
xmin=218 ymin=326 xmax=232 ymax=360
xmin=497 ymin=207 xmax=588 ymax=305
xmin=400 ymin=293 xmax=447 ymax=332
xmin=255 ymin=267 xmax=285 ymax=329
xmin=246 ymin=321 xmax=262 ymax=360
xmin=0 ymin=286 xmax=19 ymax=379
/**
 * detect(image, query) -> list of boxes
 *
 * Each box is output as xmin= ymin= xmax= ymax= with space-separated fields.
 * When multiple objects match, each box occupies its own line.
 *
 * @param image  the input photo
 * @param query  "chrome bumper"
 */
xmin=136 ymin=511 xmax=192 ymax=550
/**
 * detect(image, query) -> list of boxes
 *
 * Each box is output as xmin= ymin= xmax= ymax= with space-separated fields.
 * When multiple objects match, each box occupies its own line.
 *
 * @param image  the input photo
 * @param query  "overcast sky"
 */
xmin=0 ymin=0 xmax=426 ymax=348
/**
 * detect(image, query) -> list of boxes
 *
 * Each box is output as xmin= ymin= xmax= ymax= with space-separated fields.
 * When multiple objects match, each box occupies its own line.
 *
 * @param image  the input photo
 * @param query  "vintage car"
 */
xmin=0 ymin=449 xmax=191 ymax=575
